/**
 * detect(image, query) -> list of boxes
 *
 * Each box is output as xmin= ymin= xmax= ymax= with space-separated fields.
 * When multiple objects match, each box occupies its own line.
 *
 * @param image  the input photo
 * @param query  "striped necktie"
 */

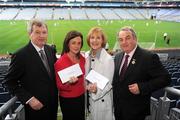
xmin=39 ymin=49 xmax=51 ymax=76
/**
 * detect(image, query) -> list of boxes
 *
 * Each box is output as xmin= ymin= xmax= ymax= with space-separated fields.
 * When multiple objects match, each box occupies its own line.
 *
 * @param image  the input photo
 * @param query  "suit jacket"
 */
xmin=3 ymin=42 xmax=58 ymax=120
xmin=112 ymin=46 xmax=171 ymax=119
xmin=85 ymin=48 xmax=115 ymax=120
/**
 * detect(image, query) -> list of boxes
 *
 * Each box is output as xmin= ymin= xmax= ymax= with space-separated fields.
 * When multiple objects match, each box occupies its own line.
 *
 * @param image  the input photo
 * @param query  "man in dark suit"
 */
xmin=112 ymin=26 xmax=171 ymax=120
xmin=3 ymin=19 xmax=58 ymax=120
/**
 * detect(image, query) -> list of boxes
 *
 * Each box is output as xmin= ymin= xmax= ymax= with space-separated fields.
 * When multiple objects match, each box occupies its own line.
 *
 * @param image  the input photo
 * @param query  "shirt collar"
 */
xmin=31 ymin=41 xmax=44 ymax=53
xmin=125 ymin=45 xmax=137 ymax=58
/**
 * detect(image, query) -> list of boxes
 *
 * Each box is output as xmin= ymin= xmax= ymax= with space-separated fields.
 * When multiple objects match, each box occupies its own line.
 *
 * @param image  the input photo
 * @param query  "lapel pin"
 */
xmin=132 ymin=59 xmax=136 ymax=64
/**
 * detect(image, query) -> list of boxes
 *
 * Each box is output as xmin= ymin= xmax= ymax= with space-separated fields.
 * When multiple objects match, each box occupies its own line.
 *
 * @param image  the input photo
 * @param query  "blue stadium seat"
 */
xmin=172 ymin=72 xmax=180 ymax=78
xmin=0 ymin=92 xmax=12 ymax=107
xmin=171 ymin=77 xmax=179 ymax=86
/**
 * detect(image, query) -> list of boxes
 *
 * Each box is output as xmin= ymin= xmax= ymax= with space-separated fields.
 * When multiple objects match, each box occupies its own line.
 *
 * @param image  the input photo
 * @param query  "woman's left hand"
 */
xmin=69 ymin=76 xmax=78 ymax=84
xmin=87 ymin=83 xmax=97 ymax=93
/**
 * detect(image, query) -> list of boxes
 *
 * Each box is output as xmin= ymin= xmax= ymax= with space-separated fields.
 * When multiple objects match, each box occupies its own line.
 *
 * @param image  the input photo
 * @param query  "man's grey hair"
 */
xmin=118 ymin=26 xmax=137 ymax=40
xmin=27 ymin=18 xmax=48 ymax=34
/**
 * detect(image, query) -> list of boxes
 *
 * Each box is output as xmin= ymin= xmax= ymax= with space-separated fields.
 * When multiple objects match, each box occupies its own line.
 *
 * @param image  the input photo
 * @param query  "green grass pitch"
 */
xmin=0 ymin=20 xmax=179 ymax=54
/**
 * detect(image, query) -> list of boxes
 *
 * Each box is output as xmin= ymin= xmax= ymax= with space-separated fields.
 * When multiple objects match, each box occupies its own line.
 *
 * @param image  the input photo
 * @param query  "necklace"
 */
xmin=91 ymin=50 xmax=97 ymax=58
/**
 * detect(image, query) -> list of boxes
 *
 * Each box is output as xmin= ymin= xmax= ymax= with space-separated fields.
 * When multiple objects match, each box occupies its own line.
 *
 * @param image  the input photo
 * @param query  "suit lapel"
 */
xmin=113 ymin=52 xmax=124 ymax=84
xmin=116 ymin=53 xmax=124 ymax=76
xmin=28 ymin=42 xmax=51 ymax=78
xmin=44 ymin=45 xmax=54 ymax=78
xmin=124 ymin=46 xmax=141 ymax=79
xmin=44 ymin=46 xmax=51 ymax=68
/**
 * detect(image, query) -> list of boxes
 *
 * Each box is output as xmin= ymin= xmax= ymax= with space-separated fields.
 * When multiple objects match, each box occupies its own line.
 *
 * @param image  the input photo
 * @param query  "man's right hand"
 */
xmin=28 ymin=96 xmax=43 ymax=110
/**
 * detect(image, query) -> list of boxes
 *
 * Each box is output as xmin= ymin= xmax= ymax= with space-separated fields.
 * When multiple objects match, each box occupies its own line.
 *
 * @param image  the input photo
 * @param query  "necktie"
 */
xmin=39 ymin=50 xmax=51 ymax=76
xmin=120 ymin=55 xmax=129 ymax=80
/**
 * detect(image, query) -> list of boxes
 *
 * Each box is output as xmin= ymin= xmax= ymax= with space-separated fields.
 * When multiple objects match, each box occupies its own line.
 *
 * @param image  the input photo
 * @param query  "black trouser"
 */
xmin=114 ymin=105 xmax=146 ymax=120
xmin=60 ymin=94 xmax=85 ymax=120
xmin=115 ymin=111 xmax=146 ymax=120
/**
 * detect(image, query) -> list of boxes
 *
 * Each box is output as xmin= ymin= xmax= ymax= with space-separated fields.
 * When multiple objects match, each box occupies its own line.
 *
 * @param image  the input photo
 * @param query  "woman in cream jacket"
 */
xmin=85 ymin=27 xmax=114 ymax=120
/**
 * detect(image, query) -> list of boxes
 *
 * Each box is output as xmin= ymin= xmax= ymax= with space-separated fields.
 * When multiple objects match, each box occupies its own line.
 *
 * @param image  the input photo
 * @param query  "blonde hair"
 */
xmin=87 ymin=27 xmax=107 ymax=48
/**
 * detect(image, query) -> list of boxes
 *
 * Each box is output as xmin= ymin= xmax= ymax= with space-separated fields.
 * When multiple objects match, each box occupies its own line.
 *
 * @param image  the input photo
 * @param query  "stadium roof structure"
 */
xmin=0 ymin=0 xmax=179 ymax=8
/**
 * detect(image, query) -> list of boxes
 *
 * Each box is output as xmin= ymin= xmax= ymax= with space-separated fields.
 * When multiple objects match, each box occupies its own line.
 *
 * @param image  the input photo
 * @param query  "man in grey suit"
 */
xmin=3 ymin=19 xmax=58 ymax=120
xmin=112 ymin=26 xmax=171 ymax=120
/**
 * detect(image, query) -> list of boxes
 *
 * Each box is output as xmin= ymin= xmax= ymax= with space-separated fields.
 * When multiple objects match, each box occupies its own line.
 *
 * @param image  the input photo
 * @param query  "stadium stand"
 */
xmin=15 ymin=8 xmax=37 ymax=20
xmin=35 ymin=8 xmax=53 ymax=20
xmin=70 ymin=8 xmax=87 ymax=20
xmin=0 ymin=58 xmax=10 ymax=107
xmin=54 ymin=8 xmax=70 ymax=20
xmin=0 ymin=8 xmax=19 ymax=20
xmin=0 ymin=58 xmax=23 ymax=120
xmin=0 ymin=6 xmax=179 ymax=22
xmin=98 ymin=8 xmax=120 ymax=20
xmin=85 ymin=8 xmax=104 ymax=20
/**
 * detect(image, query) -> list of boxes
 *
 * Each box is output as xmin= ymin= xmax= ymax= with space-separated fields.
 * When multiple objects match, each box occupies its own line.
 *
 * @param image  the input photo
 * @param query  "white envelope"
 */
xmin=58 ymin=64 xmax=83 ymax=84
xmin=86 ymin=70 xmax=109 ymax=90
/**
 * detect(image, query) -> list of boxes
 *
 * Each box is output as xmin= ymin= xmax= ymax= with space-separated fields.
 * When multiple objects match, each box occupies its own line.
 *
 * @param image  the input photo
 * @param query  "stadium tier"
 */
xmin=0 ymin=7 xmax=180 ymax=21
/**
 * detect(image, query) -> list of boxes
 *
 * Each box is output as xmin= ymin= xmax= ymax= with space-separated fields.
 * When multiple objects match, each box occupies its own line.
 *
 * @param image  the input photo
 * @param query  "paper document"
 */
xmin=58 ymin=64 xmax=83 ymax=84
xmin=86 ymin=70 xmax=109 ymax=90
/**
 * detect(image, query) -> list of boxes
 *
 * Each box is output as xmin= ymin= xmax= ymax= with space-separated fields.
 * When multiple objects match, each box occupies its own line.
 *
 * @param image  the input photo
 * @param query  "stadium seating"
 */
xmin=54 ymin=8 xmax=70 ymax=20
xmin=0 ymin=59 xmax=10 ymax=107
xmin=0 ymin=7 xmax=180 ymax=22
xmin=15 ymin=8 xmax=37 ymax=20
xmin=70 ymin=8 xmax=87 ymax=20
xmin=36 ymin=8 xmax=53 ymax=20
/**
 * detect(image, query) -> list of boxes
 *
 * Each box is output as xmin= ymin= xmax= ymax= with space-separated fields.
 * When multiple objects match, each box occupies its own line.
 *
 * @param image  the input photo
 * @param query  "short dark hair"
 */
xmin=61 ymin=30 xmax=83 ymax=57
xmin=118 ymin=26 xmax=137 ymax=40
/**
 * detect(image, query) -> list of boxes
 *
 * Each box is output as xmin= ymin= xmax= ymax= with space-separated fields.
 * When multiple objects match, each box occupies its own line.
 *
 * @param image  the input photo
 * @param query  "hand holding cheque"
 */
xmin=57 ymin=64 xmax=82 ymax=84
xmin=86 ymin=70 xmax=109 ymax=90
